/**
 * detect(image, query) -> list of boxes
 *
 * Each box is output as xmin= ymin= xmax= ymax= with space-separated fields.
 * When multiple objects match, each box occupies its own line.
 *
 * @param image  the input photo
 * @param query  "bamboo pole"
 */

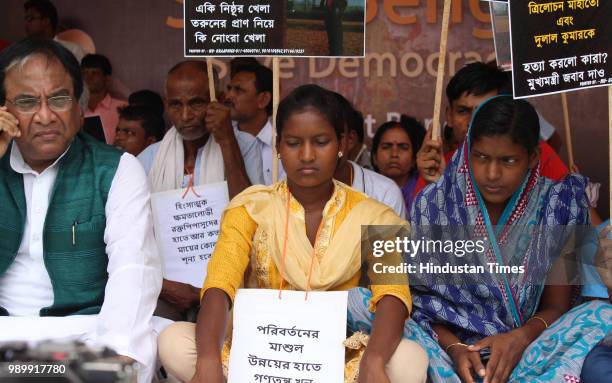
xmin=431 ymin=0 xmax=452 ymax=141
xmin=561 ymin=92 xmax=575 ymax=169
xmin=272 ymin=57 xmax=280 ymax=183
xmin=206 ymin=58 xmax=216 ymax=102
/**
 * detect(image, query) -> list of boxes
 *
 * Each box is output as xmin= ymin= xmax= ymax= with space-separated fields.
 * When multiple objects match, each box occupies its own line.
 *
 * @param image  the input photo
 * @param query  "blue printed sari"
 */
xmin=348 ymin=98 xmax=612 ymax=382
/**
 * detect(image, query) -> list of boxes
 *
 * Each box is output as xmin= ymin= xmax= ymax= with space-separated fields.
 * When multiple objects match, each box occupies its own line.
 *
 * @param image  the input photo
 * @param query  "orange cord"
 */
xmin=278 ymin=185 xmax=323 ymax=301
xmin=181 ymin=172 xmax=201 ymax=199
xmin=278 ymin=187 xmax=291 ymax=299
xmin=304 ymin=223 xmax=323 ymax=301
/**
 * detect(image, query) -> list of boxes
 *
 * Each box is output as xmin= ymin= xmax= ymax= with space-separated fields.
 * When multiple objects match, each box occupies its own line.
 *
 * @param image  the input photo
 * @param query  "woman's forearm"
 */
xmin=431 ymin=323 xmax=463 ymax=351
xmin=195 ymin=288 xmax=231 ymax=368
xmin=364 ymin=295 xmax=407 ymax=363
xmin=519 ymin=285 xmax=572 ymax=343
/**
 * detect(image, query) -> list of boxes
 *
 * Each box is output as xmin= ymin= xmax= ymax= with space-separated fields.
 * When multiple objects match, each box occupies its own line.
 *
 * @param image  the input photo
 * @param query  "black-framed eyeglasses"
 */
xmin=6 ymin=95 xmax=74 ymax=114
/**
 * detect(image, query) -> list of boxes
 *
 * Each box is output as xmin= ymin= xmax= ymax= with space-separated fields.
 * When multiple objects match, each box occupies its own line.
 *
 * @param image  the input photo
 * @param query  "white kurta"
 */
xmin=0 ymin=143 xmax=164 ymax=382
xmin=349 ymin=160 xmax=407 ymax=219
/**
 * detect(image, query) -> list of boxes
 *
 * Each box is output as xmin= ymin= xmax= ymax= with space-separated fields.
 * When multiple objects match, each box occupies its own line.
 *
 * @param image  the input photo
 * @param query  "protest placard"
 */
xmin=184 ymin=0 xmax=366 ymax=57
xmin=151 ymin=181 xmax=229 ymax=288
xmin=228 ymin=289 xmax=348 ymax=383
xmin=509 ymin=0 xmax=611 ymax=98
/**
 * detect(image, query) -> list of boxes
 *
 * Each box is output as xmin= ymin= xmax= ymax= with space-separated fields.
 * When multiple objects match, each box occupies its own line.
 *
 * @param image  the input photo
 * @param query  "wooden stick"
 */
xmin=431 ymin=0 xmax=452 ymax=141
xmin=272 ymin=57 xmax=280 ymax=183
xmin=206 ymin=58 xmax=216 ymax=102
xmin=561 ymin=92 xmax=574 ymax=170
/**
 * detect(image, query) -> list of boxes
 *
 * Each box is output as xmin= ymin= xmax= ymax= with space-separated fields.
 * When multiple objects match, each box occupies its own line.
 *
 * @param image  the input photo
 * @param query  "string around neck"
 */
xmin=181 ymin=172 xmax=201 ymax=199
xmin=278 ymin=184 xmax=322 ymax=301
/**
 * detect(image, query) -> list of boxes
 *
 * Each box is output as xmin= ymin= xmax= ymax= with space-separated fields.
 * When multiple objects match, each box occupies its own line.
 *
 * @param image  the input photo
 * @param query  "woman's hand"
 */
xmin=447 ymin=344 xmax=486 ymax=383
xmin=468 ymin=329 xmax=531 ymax=383
xmin=358 ymin=352 xmax=390 ymax=383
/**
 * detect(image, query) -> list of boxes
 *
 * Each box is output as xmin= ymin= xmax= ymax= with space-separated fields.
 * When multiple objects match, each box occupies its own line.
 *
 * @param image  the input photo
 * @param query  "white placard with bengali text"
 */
xmin=228 ymin=289 xmax=348 ymax=383
xmin=151 ymin=181 xmax=229 ymax=288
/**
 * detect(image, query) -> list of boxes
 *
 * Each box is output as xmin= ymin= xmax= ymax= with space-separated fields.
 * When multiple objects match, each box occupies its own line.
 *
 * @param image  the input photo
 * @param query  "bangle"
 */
xmin=527 ymin=315 xmax=549 ymax=329
xmin=445 ymin=342 xmax=468 ymax=354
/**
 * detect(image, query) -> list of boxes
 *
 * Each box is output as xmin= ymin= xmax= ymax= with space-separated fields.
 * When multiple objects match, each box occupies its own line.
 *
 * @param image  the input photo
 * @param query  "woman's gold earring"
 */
xmin=338 ymin=151 xmax=343 ymax=158
xmin=277 ymin=153 xmax=281 ymax=159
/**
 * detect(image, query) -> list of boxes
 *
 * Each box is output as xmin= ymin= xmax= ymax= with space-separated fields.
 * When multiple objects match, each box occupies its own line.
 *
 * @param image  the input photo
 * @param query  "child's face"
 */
xmin=278 ymin=110 xmax=340 ymax=189
xmin=470 ymin=134 xmax=538 ymax=207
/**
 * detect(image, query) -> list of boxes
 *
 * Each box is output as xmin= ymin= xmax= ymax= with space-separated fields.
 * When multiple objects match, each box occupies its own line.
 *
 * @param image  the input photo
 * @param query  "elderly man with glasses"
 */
xmin=0 ymin=38 xmax=162 ymax=382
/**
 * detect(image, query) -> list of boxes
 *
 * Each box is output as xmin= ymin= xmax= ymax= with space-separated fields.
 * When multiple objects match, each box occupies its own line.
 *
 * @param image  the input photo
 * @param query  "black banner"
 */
xmin=183 ymin=0 xmax=365 ymax=57
xmin=509 ymin=0 xmax=611 ymax=98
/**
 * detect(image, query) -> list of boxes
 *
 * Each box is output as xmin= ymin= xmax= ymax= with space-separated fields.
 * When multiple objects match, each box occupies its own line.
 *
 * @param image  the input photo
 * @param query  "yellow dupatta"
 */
xmin=224 ymin=180 xmax=407 ymax=291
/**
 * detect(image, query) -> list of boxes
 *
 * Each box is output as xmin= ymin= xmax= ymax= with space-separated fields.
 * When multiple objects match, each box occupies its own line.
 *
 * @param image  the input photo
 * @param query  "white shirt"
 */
xmin=252 ymin=119 xmax=286 ymax=185
xmin=349 ymin=161 xmax=407 ymax=218
xmin=0 ymin=142 xmax=162 ymax=371
xmin=537 ymin=112 xmax=556 ymax=141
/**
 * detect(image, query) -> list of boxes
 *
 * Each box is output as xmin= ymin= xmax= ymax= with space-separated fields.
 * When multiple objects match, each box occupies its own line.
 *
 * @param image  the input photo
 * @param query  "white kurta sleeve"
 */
xmin=97 ymin=153 xmax=162 ymax=369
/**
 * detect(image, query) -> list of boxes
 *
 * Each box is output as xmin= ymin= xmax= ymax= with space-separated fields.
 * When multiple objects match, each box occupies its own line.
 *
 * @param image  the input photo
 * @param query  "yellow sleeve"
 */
xmin=370 ymin=284 xmax=412 ymax=316
xmin=201 ymin=206 xmax=257 ymax=303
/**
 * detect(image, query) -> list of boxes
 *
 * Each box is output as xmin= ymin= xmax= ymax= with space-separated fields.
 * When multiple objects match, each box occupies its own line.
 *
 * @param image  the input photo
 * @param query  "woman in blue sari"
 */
xmin=348 ymin=96 xmax=612 ymax=383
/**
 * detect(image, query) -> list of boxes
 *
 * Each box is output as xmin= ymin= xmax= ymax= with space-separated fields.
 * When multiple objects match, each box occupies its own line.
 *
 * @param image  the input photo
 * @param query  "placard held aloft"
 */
xmin=509 ymin=0 xmax=611 ymax=98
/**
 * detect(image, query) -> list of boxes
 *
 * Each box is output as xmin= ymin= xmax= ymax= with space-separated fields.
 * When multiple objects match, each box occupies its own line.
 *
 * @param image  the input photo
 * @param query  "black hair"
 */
xmin=371 ymin=115 xmax=426 ymax=173
xmin=229 ymin=56 xmax=259 ymax=77
xmin=331 ymin=92 xmax=353 ymax=134
xmin=81 ymin=53 xmax=112 ymax=76
xmin=349 ymin=109 xmax=365 ymax=143
xmin=446 ymin=62 xmax=509 ymax=103
xmin=276 ymin=84 xmax=344 ymax=141
xmin=0 ymin=37 xmax=83 ymax=104
xmin=232 ymin=63 xmax=273 ymax=115
xmin=331 ymin=92 xmax=366 ymax=143
xmin=24 ymin=0 xmax=58 ymax=33
xmin=470 ymin=96 xmax=540 ymax=155
xmin=128 ymin=89 xmax=164 ymax=117
xmin=118 ymin=104 xmax=166 ymax=142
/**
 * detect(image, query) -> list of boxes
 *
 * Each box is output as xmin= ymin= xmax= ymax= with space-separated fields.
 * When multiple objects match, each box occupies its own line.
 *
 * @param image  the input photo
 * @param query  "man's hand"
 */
xmin=160 ymin=279 xmax=200 ymax=313
xmin=596 ymin=226 xmax=612 ymax=291
xmin=205 ymin=102 xmax=234 ymax=147
xmin=447 ymin=344 xmax=486 ymax=383
xmin=0 ymin=106 xmax=20 ymax=158
xmin=467 ymin=329 xmax=531 ymax=383
xmin=190 ymin=355 xmax=224 ymax=383
xmin=358 ymin=353 xmax=390 ymax=383
xmin=416 ymin=128 xmax=445 ymax=183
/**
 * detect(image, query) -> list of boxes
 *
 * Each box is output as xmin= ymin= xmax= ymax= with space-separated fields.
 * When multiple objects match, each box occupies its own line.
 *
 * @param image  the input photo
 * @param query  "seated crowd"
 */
xmin=0 ymin=35 xmax=610 ymax=383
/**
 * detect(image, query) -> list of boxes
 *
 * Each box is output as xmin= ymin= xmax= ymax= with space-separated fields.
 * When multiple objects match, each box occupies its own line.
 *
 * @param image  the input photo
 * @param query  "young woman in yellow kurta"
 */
xmin=158 ymin=84 xmax=428 ymax=383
